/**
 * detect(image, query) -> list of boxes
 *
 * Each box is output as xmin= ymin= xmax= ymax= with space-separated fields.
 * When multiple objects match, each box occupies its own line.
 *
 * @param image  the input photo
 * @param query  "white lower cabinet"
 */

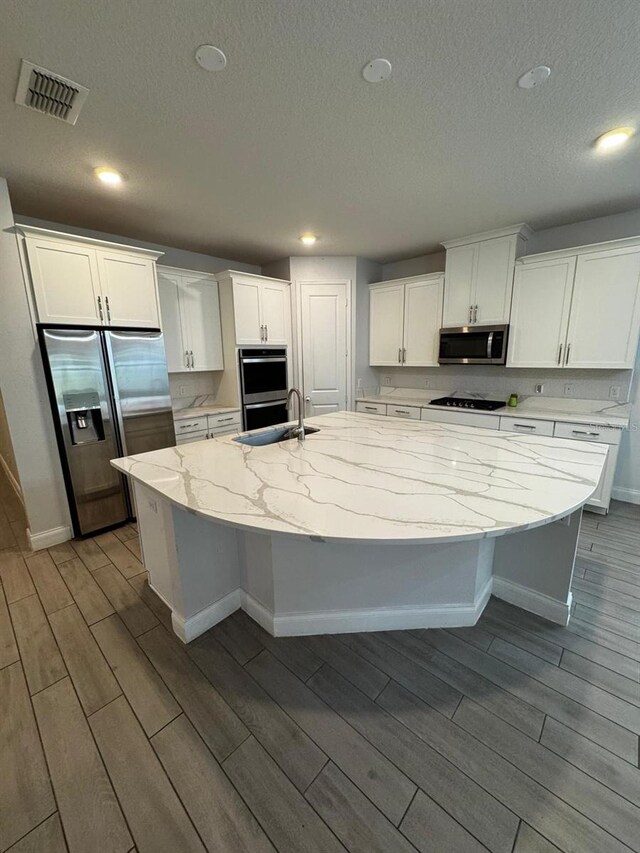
xmin=386 ymin=404 xmax=421 ymax=420
xmin=420 ymin=408 xmax=497 ymax=430
xmin=174 ymin=410 xmax=241 ymax=445
xmin=553 ymin=421 xmax=621 ymax=512
xmin=499 ymin=416 xmax=554 ymax=436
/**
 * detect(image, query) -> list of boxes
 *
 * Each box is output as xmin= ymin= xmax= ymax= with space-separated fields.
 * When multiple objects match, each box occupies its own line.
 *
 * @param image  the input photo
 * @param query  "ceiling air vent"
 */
xmin=14 ymin=60 xmax=89 ymax=125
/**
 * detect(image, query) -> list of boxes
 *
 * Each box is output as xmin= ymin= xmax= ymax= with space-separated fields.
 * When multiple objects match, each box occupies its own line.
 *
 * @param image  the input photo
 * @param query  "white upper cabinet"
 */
xmin=369 ymin=274 xmax=444 ymax=367
xmin=369 ymin=283 xmax=405 ymax=365
xmin=157 ymin=267 xmax=224 ymax=372
xmin=96 ymin=252 xmax=159 ymax=327
xmin=21 ymin=227 xmax=162 ymax=328
xmin=509 ymin=239 xmax=640 ymax=369
xmin=442 ymin=225 xmax=530 ymax=327
xmin=508 ymin=256 xmax=576 ymax=368
xmin=25 ymin=236 xmax=102 ymax=325
xmin=566 ymin=246 xmax=640 ymax=369
xmin=217 ymin=272 xmax=291 ymax=346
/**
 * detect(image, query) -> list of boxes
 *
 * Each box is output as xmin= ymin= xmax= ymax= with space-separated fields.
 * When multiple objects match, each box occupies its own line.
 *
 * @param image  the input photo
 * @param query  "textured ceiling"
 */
xmin=1 ymin=0 xmax=639 ymax=264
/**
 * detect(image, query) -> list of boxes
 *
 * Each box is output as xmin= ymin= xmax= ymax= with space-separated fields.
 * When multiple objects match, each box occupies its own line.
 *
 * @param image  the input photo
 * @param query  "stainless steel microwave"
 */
xmin=438 ymin=324 xmax=509 ymax=365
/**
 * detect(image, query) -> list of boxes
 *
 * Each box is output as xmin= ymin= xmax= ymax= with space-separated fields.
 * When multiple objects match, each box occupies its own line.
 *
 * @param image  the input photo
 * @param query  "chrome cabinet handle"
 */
xmin=557 ymin=343 xmax=563 ymax=365
xmin=468 ymin=305 xmax=473 ymax=324
xmin=260 ymin=324 xmax=265 ymax=342
xmin=184 ymin=350 xmax=189 ymax=368
xmin=473 ymin=304 xmax=478 ymax=323
xmin=264 ymin=325 xmax=268 ymax=341
xmin=191 ymin=350 xmax=195 ymax=368
xmin=402 ymin=347 xmax=406 ymax=362
xmin=97 ymin=296 xmax=104 ymax=322
xmin=565 ymin=343 xmax=571 ymax=365
xmin=395 ymin=409 xmax=410 ymax=414
xmin=364 ymin=406 xmax=377 ymax=411
xmin=398 ymin=348 xmax=402 ymax=363
xmin=572 ymin=429 xmax=600 ymax=437
xmin=514 ymin=424 xmax=536 ymax=430
xmin=105 ymin=295 xmax=111 ymax=322
xmin=217 ymin=417 xmax=235 ymax=423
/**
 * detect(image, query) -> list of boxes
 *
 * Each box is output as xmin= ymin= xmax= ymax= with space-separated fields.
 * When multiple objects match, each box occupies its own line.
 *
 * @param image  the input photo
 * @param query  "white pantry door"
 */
xmin=300 ymin=282 xmax=348 ymax=416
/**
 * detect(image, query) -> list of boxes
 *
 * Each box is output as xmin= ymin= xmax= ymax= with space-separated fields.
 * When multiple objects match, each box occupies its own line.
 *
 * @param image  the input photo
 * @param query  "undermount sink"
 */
xmin=234 ymin=426 xmax=320 ymax=447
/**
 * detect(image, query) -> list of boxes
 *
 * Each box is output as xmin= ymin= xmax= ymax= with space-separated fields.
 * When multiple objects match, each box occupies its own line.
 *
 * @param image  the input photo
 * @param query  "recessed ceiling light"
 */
xmin=517 ymin=65 xmax=551 ymax=89
xmin=299 ymin=234 xmax=318 ymax=246
xmin=94 ymin=167 xmax=123 ymax=186
xmin=594 ymin=127 xmax=634 ymax=152
xmin=362 ymin=58 xmax=392 ymax=83
xmin=195 ymin=45 xmax=227 ymax=72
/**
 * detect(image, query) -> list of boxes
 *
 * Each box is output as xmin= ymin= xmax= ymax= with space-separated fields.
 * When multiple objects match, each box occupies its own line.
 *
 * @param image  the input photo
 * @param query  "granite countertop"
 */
xmin=112 ymin=411 xmax=606 ymax=545
xmin=358 ymin=390 xmax=631 ymax=428
xmin=173 ymin=404 xmax=240 ymax=420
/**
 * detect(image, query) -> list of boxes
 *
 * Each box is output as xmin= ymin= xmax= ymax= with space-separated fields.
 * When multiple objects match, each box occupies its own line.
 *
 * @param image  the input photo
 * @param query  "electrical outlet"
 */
xmin=564 ymin=384 xmax=575 ymax=396
xmin=179 ymin=385 xmax=188 ymax=397
xmin=535 ymin=384 xmax=544 ymax=395
xmin=424 ymin=378 xmax=430 ymax=388
xmin=383 ymin=376 xmax=392 ymax=386
xmin=609 ymin=385 xmax=621 ymax=400
xmin=357 ymin=378 xmax=363 ymax=389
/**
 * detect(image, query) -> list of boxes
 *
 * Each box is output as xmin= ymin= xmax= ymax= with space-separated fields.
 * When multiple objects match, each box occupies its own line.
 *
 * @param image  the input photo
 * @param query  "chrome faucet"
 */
xmin=287 ymin=387 xmax=305 ymax=441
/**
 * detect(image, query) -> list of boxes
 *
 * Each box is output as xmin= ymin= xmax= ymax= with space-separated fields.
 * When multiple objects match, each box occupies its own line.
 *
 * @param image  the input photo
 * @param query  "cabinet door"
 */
xmin=97 ymin=252 xmax=160 ymax=328
xmin=369 ymin=284 xmax=405 ymax=365
xmin=566 ymin=247 xmax=640 ymax=369
xmin=403 ymin=277 xmax=443 ymax=366
xmin=474 ymin=236 xmax=516 ymax=324
xmin=26 ymin=237 xmax=102 ymax=324
xmin=233 ymin=280 xmax=262 ymax=344
xmin=508 ymin=257 xmax=575 ymax=368
xmin=157 ymin=271 xmax=188 ymax=372
xmin=261 ymin=282 xmax=289 ymax=344
xmin=443 ymin=244 xmax=475 ymax=326
xmin=181 ymin=276 xmax=224 ymax=371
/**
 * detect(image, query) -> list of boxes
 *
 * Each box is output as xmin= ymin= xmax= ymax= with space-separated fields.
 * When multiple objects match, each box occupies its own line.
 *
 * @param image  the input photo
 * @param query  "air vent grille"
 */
xmin=15 ymin=60 xmax=89 ymax=124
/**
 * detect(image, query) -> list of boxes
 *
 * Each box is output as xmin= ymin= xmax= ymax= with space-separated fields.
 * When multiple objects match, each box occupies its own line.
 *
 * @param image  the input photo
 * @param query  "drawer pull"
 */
xmin=364 ymin=406 xmax=377 ymax=411
xmin=216 ymin=417 xmax=235 ymax=423
xmin=572 ymin=430 xmax=600 ymax=437
xmin=514 ymin=424 xmax=535 ymax=430
xmin=395 ymin=409 xmax=410 ymax=414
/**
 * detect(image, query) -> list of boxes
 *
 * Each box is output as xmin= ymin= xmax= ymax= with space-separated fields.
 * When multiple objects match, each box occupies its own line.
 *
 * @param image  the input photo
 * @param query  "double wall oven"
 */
xmin=238 ymin=348 xmax=289 ymax=430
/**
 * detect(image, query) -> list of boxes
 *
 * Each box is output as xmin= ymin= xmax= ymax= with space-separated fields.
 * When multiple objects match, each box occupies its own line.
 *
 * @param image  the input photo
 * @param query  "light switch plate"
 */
xmin=535 ymin=384 xmax=544 ymax=394
xmin=383 ymin=376 xmax=392 ymax=386
xmin=609 ymin=385 xmax=621 ymax=400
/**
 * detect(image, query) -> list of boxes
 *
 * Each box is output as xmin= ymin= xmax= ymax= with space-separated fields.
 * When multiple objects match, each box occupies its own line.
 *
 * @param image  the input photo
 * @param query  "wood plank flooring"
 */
xmin=0 ymin=463 xmax=638 ymax=853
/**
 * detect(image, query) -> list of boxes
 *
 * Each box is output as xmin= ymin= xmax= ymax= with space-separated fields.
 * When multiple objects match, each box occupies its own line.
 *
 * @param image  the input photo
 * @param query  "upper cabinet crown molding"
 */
xmin=21 ymin=229 xmax=161 ymax=328
xmin=441 ymin=223 xmax=533 ymax=250
xmin=16 ymin=225 xmax=163 ymax=260
xmin=517 ymin=234 xmax=640 ymax=264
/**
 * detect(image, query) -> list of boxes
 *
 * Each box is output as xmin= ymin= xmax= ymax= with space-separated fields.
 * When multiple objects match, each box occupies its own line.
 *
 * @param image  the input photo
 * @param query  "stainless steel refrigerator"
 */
xmin=38 ymin=326 xmax=176 ymax=537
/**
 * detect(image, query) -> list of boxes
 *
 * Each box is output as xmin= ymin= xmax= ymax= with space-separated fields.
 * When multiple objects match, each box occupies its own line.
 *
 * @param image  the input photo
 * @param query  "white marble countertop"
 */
xmin=173 ymin=405 xmax=240 ymax=421
xmin=112 ymin=411 xmax=606 ymax=545
xmin=358 ymin=389 xmax=631 ymax=428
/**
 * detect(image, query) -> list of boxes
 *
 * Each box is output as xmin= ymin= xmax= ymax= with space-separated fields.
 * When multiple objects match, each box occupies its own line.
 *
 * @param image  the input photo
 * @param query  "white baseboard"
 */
xmin=27 ymin=524 xmax=73 ymax=551
xmin=611 ymin=486 xmax=640 ymax=505
xmin=172 ymin=589 xmax=241 ymax=643
xmin=244 ymin=578 xmax=494 ymax=638
xmin=492 ymin=577 xmax=571 ymax=626
xmin=0 ymin=453 xmax=24 ymax=505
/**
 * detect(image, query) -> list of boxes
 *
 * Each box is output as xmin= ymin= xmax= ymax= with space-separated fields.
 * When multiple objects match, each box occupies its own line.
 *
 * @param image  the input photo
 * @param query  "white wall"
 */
xmin=16 ymin=216 xmax=261 ymax=276
xmin=0 ymin=179 xmax=71 ymax=542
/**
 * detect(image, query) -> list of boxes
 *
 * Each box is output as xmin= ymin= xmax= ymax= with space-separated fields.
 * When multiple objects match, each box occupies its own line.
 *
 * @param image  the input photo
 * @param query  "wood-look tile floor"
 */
xmin=1 ymin=467 xmax=639 ymax=853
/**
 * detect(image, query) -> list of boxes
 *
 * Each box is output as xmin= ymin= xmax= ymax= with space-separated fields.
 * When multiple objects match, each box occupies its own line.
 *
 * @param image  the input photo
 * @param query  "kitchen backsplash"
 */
xmin=371 ymin=365 xmax=633 ymax=402
xmin=169 ymin=371 xmax=223 ymax=409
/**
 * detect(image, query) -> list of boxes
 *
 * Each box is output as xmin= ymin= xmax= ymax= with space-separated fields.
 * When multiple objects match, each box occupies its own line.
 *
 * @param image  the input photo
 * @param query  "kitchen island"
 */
xmin=112 ymin=411 xmax=607 ymax=641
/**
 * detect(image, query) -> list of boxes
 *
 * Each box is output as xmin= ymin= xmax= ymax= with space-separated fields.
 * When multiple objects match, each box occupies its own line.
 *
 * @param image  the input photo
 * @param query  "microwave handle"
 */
xmin=486 ymin=331 xmax=494 ymax=359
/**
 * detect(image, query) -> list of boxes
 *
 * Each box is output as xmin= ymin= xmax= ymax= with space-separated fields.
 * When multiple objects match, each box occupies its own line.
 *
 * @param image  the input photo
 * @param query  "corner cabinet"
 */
xmin=157 ymin=267 xmax=224 ymax=372
xmin=216 ymin=271 xmax=291 ymax=346
xmin=369 ymin=274 xmax=444 ymax=367
xmin=509 ymin=238 xmax=640 ymax=369
xmin=20 ymin=226 xmax=161 ymax=328
xmin=442 ymin=224 xmax=531 ymax=327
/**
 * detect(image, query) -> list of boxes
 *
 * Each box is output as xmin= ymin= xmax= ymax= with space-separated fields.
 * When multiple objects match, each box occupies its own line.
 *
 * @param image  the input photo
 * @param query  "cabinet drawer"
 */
xmin=174 ymin=416 xmax=208 ymax=434
xmin=356 ymin=402 xmax=387 ymax=416
xmin=208 ymin=412 xmax=240 ymax=430
xmin=386 ymin=404 xmax=421 ymax=420
xmin=420 ymin=408 xmax=498 ymax=430
xmin=499 ymin=416 xmax=554 ymax=436
xmin=208 ymin=425 xmax=239 ymax=438
xmin=175 ymin=429 xmax=208 ymax=445
xmin=553 ymin=421 xmax=622 ymax=446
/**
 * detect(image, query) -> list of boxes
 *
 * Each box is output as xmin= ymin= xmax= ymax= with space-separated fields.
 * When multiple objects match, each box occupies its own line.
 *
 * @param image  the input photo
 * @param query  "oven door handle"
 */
xmin=241 ymin=357 xmax=288 ymax=364
xmin=244 ymin=399 xmax=288 ymax=410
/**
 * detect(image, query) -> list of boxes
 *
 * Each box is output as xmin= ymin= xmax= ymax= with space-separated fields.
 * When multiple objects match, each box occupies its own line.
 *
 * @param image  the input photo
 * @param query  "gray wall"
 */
xmin=0 ymin=179 xmax=71 ymax=539
xmin=381 ymin=250 xmax=446 ymax=281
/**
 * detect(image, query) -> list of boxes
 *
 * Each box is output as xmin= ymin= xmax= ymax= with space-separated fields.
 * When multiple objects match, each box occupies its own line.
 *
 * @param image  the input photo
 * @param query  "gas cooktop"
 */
xmin=428 ymin=396 xmax=506 ymax=411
